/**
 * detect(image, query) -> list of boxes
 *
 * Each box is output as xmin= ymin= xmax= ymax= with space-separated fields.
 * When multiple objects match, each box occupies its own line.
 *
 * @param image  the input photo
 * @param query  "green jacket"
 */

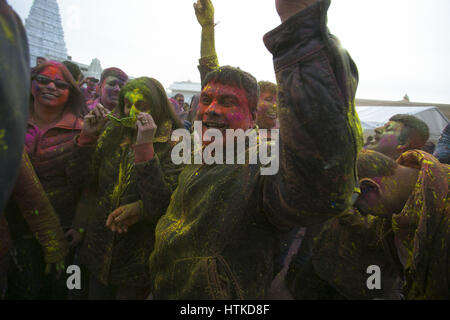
xmin=287 ymin=150 xmax=450 ymax=300
xmin=71 ymin=122 xmax=182 ymax=287
xmin=149 ymin=0 xmax=363 ymax=299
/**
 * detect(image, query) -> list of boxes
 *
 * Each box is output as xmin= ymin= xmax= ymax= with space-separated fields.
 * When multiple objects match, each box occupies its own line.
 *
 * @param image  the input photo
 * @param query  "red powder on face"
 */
xmin=198 ymin=82 xmax=251 ymax=129
xmin=197 ymin=82 xmax=252 ymax=146
xmin=32 ymin=66 xmax=69 ymax=108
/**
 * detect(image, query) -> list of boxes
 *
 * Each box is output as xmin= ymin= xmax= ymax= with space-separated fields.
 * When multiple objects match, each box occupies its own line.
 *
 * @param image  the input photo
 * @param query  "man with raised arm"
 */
xmin=194 ymin=0 xmax=279 ymax=131
xmin=108 ymin=0 xmax=363 ymax=299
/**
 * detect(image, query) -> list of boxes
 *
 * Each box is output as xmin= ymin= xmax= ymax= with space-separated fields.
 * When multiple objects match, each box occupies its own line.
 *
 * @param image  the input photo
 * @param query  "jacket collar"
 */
xmin=28 ymin=109 xmax=83 ymax=131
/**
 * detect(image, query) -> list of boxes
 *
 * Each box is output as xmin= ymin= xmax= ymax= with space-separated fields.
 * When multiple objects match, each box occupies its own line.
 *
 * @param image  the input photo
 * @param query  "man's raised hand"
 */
xmin=194 ymin=0 xmax=215 ymax=27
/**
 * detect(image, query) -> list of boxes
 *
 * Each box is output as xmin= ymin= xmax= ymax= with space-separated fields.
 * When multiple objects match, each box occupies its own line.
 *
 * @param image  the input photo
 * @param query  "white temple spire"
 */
xmin=25 ymin=0 xmax=68 ymax=67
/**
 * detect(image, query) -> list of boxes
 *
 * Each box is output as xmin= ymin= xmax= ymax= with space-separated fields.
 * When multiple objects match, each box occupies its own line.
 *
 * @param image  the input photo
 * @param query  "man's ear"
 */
xmin=359 ymin=178 xmax=382 ymax=199
xmin=396 ymin=141 xmax=411 ymax=153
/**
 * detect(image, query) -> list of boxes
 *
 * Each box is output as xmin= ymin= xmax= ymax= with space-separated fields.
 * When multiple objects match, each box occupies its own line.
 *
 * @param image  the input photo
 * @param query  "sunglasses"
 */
xmin=107 ymin=105 xmax=148 ymax=128
xmin=34 ymin=75 xmax=70 ymax=90
xmin=107 ymin=114 xmax=136 ymax=128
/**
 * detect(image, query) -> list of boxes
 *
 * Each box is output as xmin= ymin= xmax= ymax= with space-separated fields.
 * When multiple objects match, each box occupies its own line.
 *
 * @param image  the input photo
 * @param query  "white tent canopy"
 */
xmin=356 ymin=106 xmax=449 ymax=143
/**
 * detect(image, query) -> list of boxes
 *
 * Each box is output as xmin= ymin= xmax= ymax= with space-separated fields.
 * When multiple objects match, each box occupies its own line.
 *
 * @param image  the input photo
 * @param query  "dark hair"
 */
xmin=174 ymin=93 xmax=184 ymax=99
xmin=117 ymin=77 xmax=183 ymax=134
xmin=100 ymin=67 xmax=128 ymax=85
xmin=258 ymin=81 xmax=277 ymax=96
xmin=389 ymin=114 xmax=429 ymax=148
xmin=202 ymin=65 xmax=259 ymax=118
xmin=62 ymin=60 xmax=82 ymax=82
xmin=421 ymin=141 xmax=436 ymax=154
xmin=30 ymin=61 xmax=88 ymax=118
xmin=357 ymin=149 xmax=398 ymax=179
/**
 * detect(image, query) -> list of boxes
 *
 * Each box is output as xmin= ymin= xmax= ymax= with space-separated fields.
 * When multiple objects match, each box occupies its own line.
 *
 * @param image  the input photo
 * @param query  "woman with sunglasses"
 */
xmin=70 ymin=77 xmax=183 ymax=299
xmin=5 ymin=61 xmax=88 ymax=299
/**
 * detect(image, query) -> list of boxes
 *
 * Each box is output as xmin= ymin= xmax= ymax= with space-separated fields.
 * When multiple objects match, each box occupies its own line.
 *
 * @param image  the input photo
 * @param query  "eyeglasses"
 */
xmin=34 ymin=75 xmax=70 ymax=90
xmin=107 ymin=114 xmax=136 ymax=128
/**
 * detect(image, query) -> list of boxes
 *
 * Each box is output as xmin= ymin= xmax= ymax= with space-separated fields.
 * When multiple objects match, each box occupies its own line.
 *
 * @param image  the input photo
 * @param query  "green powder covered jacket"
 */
xmin=288 ymin=150 xmax=450 ymax=300
xmin=4 ymin=151 xmax=68 ymax=264
xmin=149 ymin=0 xmax=363 ymax=299
xmin=70 ymin=121 xmax=182 ymax=287
xmin=287 ymin=208 xmax=399 ymax=300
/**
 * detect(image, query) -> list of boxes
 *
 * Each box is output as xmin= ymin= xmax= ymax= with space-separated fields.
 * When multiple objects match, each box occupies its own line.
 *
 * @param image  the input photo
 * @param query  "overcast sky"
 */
xmin=7 ymin=0 xmax=450 ymax=104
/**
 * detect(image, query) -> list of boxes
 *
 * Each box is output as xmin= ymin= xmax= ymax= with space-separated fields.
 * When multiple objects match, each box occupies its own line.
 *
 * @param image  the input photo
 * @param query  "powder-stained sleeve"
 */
xmin=262 ymin=0 xmax=363 ymax=228
xmin=198 ymin=55 xmax=219 ymax=84
xmin=67 ymin=134 xmax=102 ymax=194
xmin=134 ymin=142 xmax=185 ymax=225
xmin=12 ymin=150 xmax=69 ymax=264
xmin=134 ymin=156 xmax=171 ymax=225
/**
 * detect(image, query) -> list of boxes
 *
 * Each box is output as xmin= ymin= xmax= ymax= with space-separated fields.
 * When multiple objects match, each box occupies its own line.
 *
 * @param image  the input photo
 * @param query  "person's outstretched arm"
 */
xmin=262 ymin=0 xmax=364 ymax=228
xmin=194 ymin=0 xmax=219 ymax=83
xmin=13 ymin=150 xmax=68 ymax=273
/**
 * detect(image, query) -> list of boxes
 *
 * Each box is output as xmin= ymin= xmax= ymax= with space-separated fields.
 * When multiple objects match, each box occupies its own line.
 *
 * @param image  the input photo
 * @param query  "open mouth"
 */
xmin=265 ymin=112 xmax=277 ymax=119
xmin=264 ymin=107 xmax=278 ymax=119
xmin=41 ymin=92 xmax=59 ymax=99
xmin=204 ymin=121 xmax=228 ymax=130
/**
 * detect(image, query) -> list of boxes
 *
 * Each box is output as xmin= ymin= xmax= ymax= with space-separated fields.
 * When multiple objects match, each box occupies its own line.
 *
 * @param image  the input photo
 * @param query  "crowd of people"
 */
xmin=0 ymin=0 xmax=449 ymax=300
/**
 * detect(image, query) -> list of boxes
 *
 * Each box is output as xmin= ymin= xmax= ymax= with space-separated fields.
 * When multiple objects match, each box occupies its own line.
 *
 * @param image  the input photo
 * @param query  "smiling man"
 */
xmin=364 ymin=114 xmax=429 ymax=160
xmin=108 ymin=0 xmax=362 ymax=299
xmin=197 ymin=66 xmax=258 ymax=147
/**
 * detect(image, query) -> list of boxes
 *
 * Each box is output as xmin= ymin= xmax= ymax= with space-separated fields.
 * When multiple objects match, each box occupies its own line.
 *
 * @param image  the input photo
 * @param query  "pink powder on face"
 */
xmin=225 ymin=110 xmax=245 ymax=123
xmin=32 ymin=66 xmax=69 ymax=108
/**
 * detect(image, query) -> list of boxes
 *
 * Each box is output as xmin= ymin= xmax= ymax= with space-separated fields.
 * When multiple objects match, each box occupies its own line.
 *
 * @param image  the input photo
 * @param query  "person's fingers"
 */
xmin=114 ymin=209 xmax=128 ymax=223
xmin=146 ymin=114 xmax=156 ymax=127
xmin=135 ymin=115 xmax=144 ymax=131
xmin=106 ymin=207 xmax=123 ymax=226
xmin=136 ymin=113 xmax=145 ymax=124
xmin=84 ymin=114 xmax=95 ymax=124
xmin=138 ymin=114 xmax=150 ymax=127
xmin=85 ymin=114 xmax=97 ymax=127
xmin=93 ymin=108 xmax=102 ymax=119
xmin=98 ymin=104 xmax=109 ymax=117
